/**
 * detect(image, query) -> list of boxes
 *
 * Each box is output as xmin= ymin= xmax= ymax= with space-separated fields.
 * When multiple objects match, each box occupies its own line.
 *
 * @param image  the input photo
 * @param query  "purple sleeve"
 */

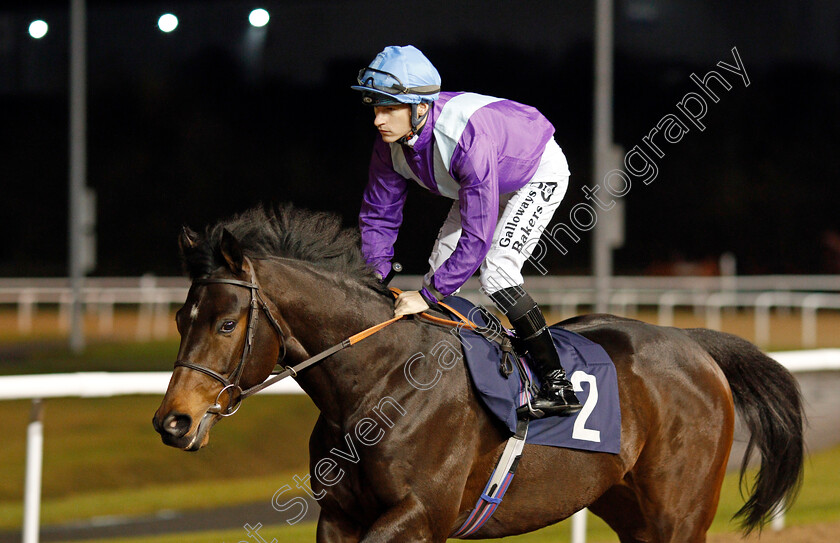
xmin=429 ymin=136 xmax=500 ymax=296
xmin=359 ymin=140 xmax=409 ymax=279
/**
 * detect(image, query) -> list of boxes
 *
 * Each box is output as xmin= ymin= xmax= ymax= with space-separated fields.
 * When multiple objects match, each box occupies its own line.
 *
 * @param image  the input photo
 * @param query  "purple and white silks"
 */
xmin=359 ymin=91 xmax=557 ymax=297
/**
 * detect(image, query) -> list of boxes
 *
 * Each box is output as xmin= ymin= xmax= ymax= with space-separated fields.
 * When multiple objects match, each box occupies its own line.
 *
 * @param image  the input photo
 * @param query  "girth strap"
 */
xmin=451 ymin=417 xmax=530 ymax=537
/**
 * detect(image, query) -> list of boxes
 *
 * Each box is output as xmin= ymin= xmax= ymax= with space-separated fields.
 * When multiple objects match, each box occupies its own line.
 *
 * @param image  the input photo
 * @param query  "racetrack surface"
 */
xmin=0 ymin=370 xmax=836 ymax=543
xmin=0 ymin=501 xmax=319 ymax=542
xmin=708 ymin=521 xmax=840 ymax=543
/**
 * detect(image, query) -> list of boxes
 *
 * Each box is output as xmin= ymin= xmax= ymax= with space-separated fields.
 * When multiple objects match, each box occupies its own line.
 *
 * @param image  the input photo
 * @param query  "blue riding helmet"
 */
xmin=351 ymin=45 xmax=441 ymax=106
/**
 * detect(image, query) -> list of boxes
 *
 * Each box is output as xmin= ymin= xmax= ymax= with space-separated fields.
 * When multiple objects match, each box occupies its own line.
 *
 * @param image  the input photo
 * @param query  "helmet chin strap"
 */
xmin=397 ymin=103 xmax=430 ymax=145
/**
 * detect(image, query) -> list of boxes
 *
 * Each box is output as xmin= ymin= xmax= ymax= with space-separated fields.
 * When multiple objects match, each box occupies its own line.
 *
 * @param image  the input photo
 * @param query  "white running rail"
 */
xmin=3 ymin=275 xmax=840 ymax=347
xmin=2 ymin=350 xmax=839 ymax=542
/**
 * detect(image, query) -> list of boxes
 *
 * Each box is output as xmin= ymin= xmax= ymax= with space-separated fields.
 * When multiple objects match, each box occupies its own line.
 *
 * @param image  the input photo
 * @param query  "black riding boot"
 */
xmin=490 ymin=286 xmax=582 ymax=418
xmin=517 ymin=324 xmax=582 ymax=417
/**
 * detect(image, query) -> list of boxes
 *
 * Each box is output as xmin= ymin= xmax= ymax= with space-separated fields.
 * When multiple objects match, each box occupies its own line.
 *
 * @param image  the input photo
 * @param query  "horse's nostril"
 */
xmin=161 ymin=413 xmax=192 ymax=438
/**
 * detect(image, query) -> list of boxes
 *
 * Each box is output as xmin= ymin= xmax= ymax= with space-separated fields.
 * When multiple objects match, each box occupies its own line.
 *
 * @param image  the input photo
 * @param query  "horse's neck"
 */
xmin=265 ymin=258 xmax=393 ymax=344
xmin=262 ymin=259 xmax=400 ymax=419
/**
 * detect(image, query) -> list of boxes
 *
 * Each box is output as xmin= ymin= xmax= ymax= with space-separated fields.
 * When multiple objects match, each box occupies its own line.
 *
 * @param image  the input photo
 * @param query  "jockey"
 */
xmin=352 ymin=45 xmax=581 ymax=418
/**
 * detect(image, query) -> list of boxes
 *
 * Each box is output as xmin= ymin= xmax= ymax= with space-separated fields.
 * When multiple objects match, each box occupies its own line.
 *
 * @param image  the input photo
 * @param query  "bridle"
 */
xmin=174 ymin=258 xmax=288 ymax=417
xmin=172 ymin=257 xmax=406 ymax=419
xmin=171 ymin=253 xmax=485 ymax=432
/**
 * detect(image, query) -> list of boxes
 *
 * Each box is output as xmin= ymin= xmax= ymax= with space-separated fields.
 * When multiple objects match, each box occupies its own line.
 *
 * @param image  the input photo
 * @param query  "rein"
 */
xmin=173 ymin=260 xmax=419 ymax=417
xmin=388 ymin=287 xmax=480 ymax=330
xmin=240 ymin=301 xmax=473 ymax=403
xmin=238 ymin=313 xmax=403 ymax=400
xmin=419 ymin=303 xmax=478 ymax=329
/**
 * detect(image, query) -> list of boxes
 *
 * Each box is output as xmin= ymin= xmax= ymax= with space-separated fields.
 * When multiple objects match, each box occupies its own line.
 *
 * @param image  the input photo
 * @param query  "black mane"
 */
xmin=182 ymin=203 xmax=388 ymax=294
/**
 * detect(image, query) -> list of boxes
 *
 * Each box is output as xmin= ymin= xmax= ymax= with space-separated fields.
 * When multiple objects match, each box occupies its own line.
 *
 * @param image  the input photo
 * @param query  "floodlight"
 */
xmin=29 ymin=20 xmax=48 ymax=39
xmin=158 ymin=13 xmax=178 ymax=33
xmin=249 ymin=8 xmax=270 ymax=28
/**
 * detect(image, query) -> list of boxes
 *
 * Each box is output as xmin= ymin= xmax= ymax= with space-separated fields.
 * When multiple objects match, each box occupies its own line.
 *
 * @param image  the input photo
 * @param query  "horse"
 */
xmin=153 ymin=204 xmax=804 ymax=542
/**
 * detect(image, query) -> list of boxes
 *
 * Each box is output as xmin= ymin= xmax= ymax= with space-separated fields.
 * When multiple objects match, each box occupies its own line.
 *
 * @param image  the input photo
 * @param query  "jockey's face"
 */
xmin=373 ymin=103 xmax=428 ymax=143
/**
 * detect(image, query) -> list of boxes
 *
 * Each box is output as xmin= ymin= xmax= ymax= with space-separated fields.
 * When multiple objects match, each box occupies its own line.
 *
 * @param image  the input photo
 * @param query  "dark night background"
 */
xmin=2 ymin=1 xmax=840 ymax=278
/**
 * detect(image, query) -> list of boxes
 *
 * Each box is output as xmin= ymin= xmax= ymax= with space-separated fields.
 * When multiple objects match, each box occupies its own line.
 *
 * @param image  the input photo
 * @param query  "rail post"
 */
xmin=18 ymin=289 xmax=36 ymax=334
xmin=771 ymin=500 xmax=785 ymax=531
xmin=571 ymin=508 xmax=587 ymax=543
xmin=801 ymin=294 xmax=824 ymax=348
xmin=22 ymin=398 xmax=44 ymax=543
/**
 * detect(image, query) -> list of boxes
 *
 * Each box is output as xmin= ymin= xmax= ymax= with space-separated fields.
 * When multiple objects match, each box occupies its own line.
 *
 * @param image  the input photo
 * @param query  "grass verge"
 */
xmin=0 ymin=395 xmax=319 ymax=529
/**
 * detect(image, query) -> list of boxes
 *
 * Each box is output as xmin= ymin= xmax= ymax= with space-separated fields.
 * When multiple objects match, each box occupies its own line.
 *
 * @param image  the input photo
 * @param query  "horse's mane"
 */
xmin=183 ymin=203 xmax=389 ymax=295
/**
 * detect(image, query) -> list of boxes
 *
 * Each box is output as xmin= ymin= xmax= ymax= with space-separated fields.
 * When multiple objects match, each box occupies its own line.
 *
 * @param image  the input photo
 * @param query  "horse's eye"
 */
xmin=219 ymin=320 xmax=237 ymax=333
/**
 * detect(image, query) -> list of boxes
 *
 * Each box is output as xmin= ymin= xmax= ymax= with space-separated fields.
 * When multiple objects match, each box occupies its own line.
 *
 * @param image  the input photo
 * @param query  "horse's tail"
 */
xmin=685 ymin=328 xmax=805 ymax=534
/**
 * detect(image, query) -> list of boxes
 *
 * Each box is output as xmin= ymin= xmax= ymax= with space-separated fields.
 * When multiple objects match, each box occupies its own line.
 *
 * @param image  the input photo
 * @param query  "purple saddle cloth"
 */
xmin=441 ymin=296 xmax=621 ymax=454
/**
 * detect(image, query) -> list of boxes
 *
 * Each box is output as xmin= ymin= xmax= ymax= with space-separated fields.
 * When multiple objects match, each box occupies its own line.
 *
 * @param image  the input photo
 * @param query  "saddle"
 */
xmin=422 ymin=299 xmax=525 ymax=382
xmin=424 ymin=295 xmax=621 ymax=453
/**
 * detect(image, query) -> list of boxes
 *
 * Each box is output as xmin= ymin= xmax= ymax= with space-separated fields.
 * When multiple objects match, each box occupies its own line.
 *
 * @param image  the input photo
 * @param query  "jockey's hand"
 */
xmin=394 ymin=290 xmax=430 ymax=317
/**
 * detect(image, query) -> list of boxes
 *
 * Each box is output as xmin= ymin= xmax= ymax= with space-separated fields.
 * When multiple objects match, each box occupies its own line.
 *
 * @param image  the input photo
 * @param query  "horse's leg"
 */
xmin=588 ymin=482 xmax=651 ymax=543
xmin=630 ymin=455 xmax=730 ymax=543
xmin=628 ymin=380 xmax=734 ymax=541
xmin=357 ymin=493 xmax=450 ymax=543
xmin=316 ymin=508 xmax=363 ymax=543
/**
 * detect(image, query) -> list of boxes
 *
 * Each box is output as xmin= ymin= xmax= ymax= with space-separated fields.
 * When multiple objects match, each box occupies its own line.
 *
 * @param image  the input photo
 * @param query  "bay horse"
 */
xmin=153 ymin=204 xmax=804 ymax=542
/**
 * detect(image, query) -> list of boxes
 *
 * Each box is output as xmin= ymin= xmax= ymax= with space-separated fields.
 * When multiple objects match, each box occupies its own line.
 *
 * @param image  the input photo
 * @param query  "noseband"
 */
xmin=174 ymin=258 xmax=288 ymax=417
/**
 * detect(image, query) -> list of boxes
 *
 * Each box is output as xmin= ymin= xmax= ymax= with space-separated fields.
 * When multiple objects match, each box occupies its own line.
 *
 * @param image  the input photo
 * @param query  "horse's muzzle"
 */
xmin=159 ymin=412 xmax=192 ymax=438
xmin=153 ymin=410 xmax=215 ymax=451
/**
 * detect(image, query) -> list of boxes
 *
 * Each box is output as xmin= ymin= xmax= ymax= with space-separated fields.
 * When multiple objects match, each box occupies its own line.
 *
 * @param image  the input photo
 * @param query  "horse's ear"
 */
xmin=220 ymin=228 xmax=244 ymax=274
xmin=178 ymin=226 xmax=201 ymax=257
